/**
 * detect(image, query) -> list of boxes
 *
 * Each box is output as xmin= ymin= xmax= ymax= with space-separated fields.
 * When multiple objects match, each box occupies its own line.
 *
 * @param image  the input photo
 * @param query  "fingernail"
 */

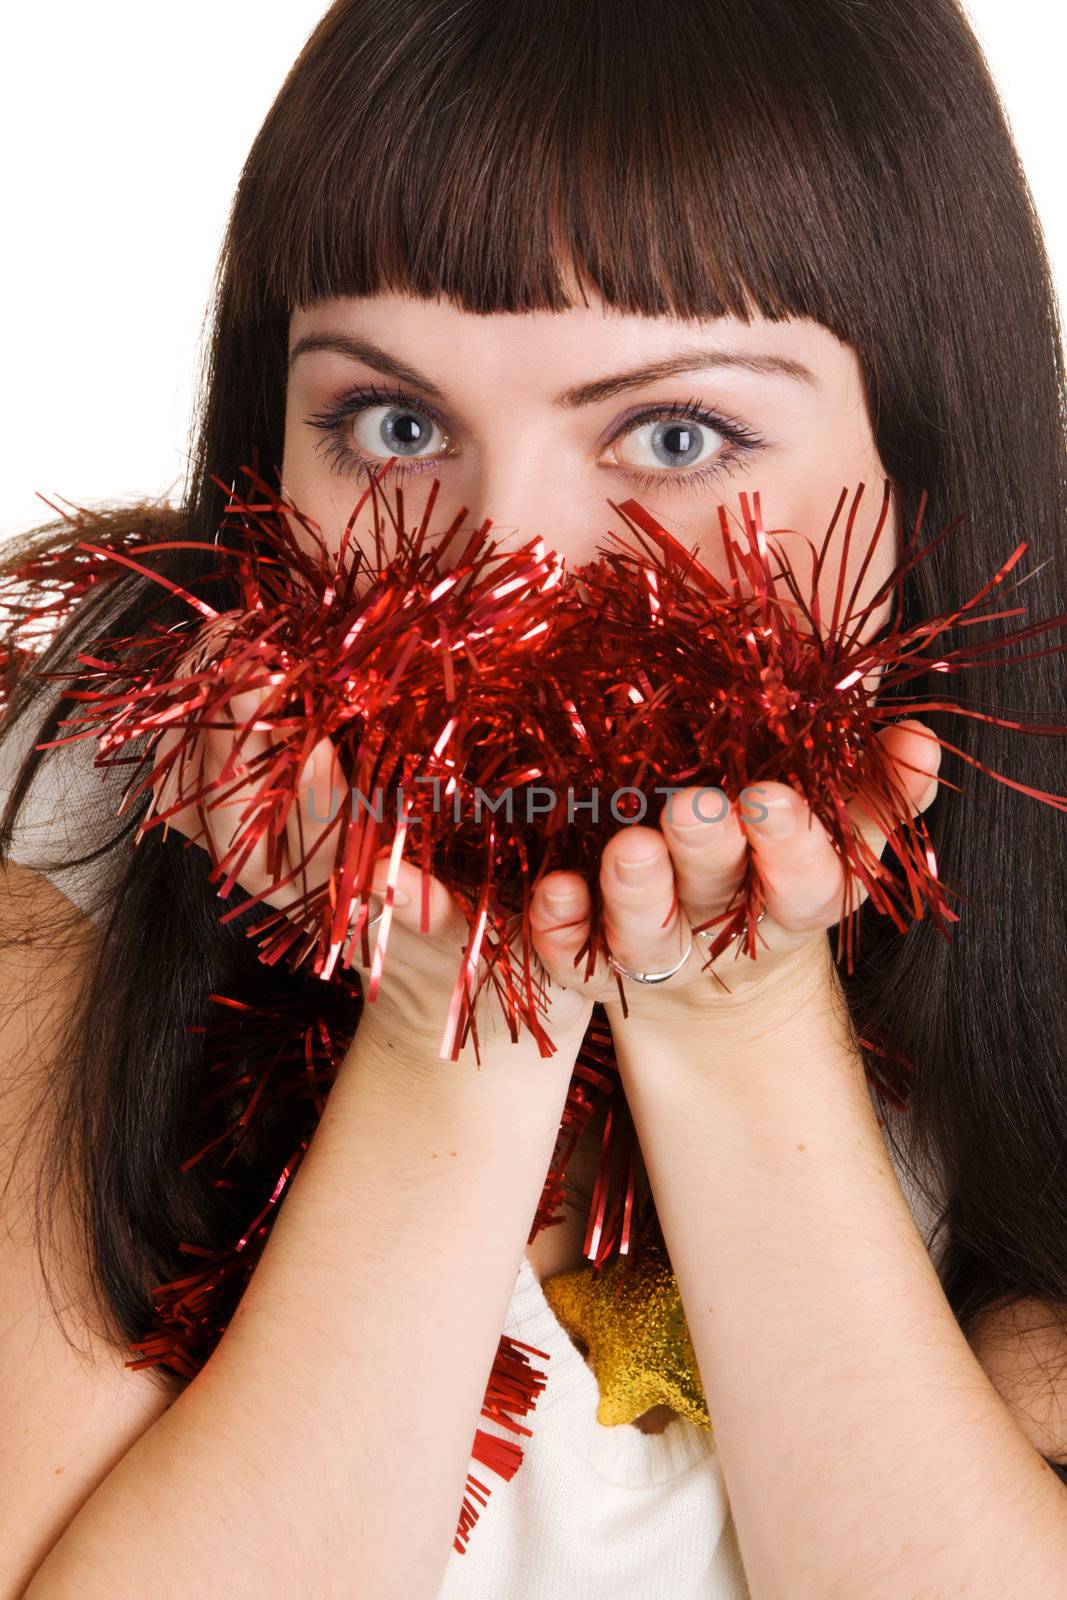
xmin=371 ymin=883 xmax=409 ymax=908
xmin=748 ymin=797 xmax=796 ymax=841
xmin=615 ymin=850 xmax=661 ymax=884
xmin=670 ymin=788 xmax=728 ymax=829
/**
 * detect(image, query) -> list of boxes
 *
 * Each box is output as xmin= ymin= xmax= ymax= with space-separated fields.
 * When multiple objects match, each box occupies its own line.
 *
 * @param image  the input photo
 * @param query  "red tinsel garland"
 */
xmin=2 ymin=462 xmax=1067 ymax=1554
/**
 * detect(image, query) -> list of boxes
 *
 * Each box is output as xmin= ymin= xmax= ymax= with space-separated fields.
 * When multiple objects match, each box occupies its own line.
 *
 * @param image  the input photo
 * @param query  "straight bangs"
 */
xmin=227 ymin=0 xmax=886 ymax=341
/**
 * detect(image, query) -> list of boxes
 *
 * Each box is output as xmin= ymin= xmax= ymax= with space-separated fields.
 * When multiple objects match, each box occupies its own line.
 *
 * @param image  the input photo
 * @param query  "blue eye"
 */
xmin=607 ymin=409 xmax=726 ymax=470
xmin=606 ymin=398 xmax=764 ymax=494
xmin=304 ymin=384 xmax=765 ymax=496
xmin=623 ymin=416 xmax=717 ymax=470
xmin=305 ymin=384 xmax=454 ymax=480
xmin=346 ymin=400 xmax=445 ymax=460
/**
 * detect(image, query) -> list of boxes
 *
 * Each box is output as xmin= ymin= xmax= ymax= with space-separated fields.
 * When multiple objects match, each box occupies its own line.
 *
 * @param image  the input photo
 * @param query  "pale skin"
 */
xmin=149 ymin=282 xmax=1067 ymax=1592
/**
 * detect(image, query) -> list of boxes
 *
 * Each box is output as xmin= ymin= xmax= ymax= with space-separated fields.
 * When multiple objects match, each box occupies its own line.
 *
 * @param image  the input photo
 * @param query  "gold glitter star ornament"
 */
xmin=541 ymin=1234 xmax=712 ymax=1430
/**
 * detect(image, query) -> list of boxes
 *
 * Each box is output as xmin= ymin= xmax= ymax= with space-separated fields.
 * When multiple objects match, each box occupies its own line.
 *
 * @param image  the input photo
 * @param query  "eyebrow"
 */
xmin=287 ymin=332 xmax=818 ymax=404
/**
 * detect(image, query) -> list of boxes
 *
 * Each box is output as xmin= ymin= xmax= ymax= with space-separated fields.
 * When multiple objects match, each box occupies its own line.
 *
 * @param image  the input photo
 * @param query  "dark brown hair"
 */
xmin=2 ymin=0 xmax=1066 ymax=1475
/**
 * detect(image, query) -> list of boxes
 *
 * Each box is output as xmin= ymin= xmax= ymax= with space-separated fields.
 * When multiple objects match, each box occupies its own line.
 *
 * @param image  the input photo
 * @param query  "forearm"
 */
xmin=24 ymin=1010 xmax=581 ymax=1600
xmin=611 ymin=948 xmax=1067 ymax=1600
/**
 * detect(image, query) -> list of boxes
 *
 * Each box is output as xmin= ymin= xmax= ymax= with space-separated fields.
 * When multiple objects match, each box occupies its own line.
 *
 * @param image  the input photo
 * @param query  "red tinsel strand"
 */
xmin=454 ymin=1333 xmax=554 ymax=1555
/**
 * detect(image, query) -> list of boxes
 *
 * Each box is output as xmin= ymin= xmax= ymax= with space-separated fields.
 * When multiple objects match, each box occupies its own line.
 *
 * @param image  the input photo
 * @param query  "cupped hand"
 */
xmin=526 ymin=719 xmax=942 ymax=1030
xmin=148 ymin=670 xmax=594 ymax=1058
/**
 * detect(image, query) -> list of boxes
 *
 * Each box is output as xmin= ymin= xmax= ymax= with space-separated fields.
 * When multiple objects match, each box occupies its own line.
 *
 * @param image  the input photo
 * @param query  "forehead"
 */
xmin=288 ymin=293 xmax=852 ymax=396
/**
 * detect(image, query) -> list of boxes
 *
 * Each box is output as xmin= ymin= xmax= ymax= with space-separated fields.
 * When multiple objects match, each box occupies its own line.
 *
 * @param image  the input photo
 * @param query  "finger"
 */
xmin=146 ymin=723 xmax=200 ymax=836
xmin=149 ymin=725 xmax=219 ymax=852
xmin=528 ymin=870 xmax=593 ymax=988
xmin=359 ymin=853 xmax=473 ymax=947
xmin=599 ymin=825 xmax=693 ymax=979
xmin=659 ymin=784 xmax=748 ymax=934
xmin=282 ymin=733 xmax=347 ymax=917
xmin=741 ymin=781 xmax=851 ymax=932
xmin=284 ymin=742 xmax=439 ymax=939
xmin=149 ymin=684 xmax=268 ymax=827
xmin=846 ymin=719 xmax=942 ymax=862
xmin=338 ymin=858 xmax=466 ymax=993
xmin=193 ymin=687 xmax=287 ymax=877
xmin=147 ymin=629 xmax=244 ymax=824
xmin=150 ymin=684 xmax=294 ymax=912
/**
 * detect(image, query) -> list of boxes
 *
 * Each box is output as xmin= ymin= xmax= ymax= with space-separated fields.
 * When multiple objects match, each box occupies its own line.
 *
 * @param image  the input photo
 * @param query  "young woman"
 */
xmin=2 ymin=2 xmax=1066 ymax=1596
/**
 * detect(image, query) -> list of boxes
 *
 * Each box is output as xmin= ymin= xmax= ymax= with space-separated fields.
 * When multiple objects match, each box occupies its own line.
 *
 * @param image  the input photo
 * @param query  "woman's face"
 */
xmin=281 ymin=288 xmax=900 ymax=630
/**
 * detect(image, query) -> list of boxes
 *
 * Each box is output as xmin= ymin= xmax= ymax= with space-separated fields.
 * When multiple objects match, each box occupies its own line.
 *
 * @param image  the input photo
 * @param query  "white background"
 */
xmin=1 ymin=2 xmax=1063 ymax=543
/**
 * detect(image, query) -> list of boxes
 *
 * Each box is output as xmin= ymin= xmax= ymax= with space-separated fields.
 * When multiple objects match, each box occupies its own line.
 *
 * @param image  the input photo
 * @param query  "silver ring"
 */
xmin=607 ymin=929 xmax=695 ymax=985
xmin=340 ymin=902 xmax=384 ymax=963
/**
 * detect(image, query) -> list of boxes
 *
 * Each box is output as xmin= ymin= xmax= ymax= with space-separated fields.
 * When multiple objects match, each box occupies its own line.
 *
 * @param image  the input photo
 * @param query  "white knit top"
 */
xmin=0 ymin=707 xmax=947 ymax=1600
xmin=436 ymin=1248 xmax=753 ymax=1599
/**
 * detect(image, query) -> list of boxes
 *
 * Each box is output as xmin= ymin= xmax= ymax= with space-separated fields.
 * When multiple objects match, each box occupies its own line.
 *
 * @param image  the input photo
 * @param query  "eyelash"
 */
xmin=303 ymin=382 xmax=766 ymax=496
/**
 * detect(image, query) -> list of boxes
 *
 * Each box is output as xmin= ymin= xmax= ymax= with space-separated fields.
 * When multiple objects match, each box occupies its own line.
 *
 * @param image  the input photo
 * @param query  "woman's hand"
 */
xmin=527 ymin=719 xmax=942 ymax=1031
xmin=148 ymin=671 xmax=595 ymax=1057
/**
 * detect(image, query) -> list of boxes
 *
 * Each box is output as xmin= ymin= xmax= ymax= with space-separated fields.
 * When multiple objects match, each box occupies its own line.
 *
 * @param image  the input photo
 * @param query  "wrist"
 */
xmin=350 ymin=989 xmax=593 ymax=1082
xmin=606 ymin=936 xmax=857 ymax=1083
